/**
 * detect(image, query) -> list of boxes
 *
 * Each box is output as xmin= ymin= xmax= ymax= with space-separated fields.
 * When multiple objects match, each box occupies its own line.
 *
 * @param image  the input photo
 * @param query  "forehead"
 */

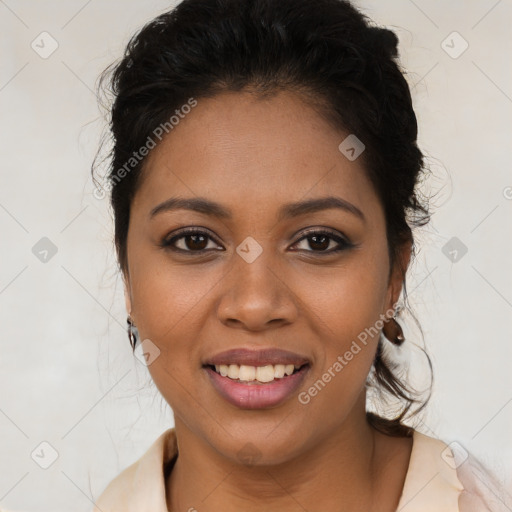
xmin=133 ymin=90 xmax=382 ymax=224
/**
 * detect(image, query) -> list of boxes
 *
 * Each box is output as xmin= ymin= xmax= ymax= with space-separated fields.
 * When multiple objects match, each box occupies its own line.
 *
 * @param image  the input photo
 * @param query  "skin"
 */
xmin=123 ymin=89 xmax=413 ymax=512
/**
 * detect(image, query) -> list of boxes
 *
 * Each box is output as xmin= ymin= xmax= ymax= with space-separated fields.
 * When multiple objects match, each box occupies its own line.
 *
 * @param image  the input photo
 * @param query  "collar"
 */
xmin=93 ymin=428 xmax=463 ymax=511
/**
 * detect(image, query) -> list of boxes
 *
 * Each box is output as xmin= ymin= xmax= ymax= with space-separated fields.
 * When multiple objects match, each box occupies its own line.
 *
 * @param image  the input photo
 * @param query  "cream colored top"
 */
xmin=91 ymin=428 xmax=510 ymax=512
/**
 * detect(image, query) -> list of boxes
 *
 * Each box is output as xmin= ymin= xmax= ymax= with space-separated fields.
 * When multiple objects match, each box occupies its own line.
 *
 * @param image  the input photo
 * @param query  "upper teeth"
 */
xmin=214 ymin=364 xmax=298 ymax=382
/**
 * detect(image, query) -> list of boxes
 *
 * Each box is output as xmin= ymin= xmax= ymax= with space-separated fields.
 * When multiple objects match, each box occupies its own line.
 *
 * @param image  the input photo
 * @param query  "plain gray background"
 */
xmin=1 ymin=1 xmax=511 ymax=510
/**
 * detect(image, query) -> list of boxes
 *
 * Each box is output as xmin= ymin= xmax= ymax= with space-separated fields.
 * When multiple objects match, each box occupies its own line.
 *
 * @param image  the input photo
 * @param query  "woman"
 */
xmin=91 ymin=0 xmax=509 ymax=510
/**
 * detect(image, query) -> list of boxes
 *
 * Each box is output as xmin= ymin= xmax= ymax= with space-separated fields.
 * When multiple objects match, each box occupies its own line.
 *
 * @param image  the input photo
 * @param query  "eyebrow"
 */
xmin=149 ymin=195 xmax=365 ymax=223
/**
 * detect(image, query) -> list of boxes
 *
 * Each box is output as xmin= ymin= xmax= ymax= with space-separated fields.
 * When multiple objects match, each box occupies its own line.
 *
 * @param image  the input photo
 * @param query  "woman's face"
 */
xmin=123 ymin=90 xmax=409 ymax=464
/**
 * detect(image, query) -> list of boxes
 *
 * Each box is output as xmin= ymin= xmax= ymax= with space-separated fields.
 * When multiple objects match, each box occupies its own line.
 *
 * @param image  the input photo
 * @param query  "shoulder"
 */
xmin=449 ymin=439 xmax=512 ymax=512
xmin=91 ymin=428 xmax=177 ymax=512
xmin=92 ymin=458 xmax=139 ymax=511
xmin=397 ymin=430 xmax=464 ymax=511
xmin=398 ymin=429 xmax=511 ymax=512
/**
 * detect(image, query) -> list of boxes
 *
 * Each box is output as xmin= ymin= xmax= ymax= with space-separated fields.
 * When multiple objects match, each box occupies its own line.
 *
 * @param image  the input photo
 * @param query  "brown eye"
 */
xmin=306 ymin=234 xmax=331 ymax=251
xmin=180 ymin=233 xmax=209 ymax=251
xmin=292 ymin=229 xmax=353 ymax=254
xmin=161 ymin=229 xmax=222 ymax=253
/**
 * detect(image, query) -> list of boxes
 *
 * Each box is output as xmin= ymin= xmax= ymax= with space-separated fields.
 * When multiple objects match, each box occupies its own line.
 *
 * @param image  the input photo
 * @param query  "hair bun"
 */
xmin=368 ymin=26 xmax=399 ymax=59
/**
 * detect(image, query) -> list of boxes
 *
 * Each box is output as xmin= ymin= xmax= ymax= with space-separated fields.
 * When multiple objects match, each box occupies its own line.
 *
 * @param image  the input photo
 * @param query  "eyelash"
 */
xmin=160 ymin=227 xmax=354 ymax=256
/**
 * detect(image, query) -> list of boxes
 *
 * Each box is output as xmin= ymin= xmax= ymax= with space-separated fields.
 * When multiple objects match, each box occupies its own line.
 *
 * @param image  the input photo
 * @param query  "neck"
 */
xmin=166 ymin=398 xmax=396 ymax=512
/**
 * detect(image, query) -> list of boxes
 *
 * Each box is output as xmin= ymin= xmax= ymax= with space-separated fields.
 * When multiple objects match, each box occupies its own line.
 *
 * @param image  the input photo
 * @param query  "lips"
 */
xmin=203 ymin=348 xmax=310 ymax=367
xmin=202 ymin=348 xmax=311 ymax=409
xmin=204 ymin=364 xmax=309 ymax=409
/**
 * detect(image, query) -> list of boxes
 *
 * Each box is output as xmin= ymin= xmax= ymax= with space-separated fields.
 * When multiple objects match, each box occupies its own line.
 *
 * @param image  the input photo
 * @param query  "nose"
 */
xmin=216 ymin=253 xmax=299 ymax=332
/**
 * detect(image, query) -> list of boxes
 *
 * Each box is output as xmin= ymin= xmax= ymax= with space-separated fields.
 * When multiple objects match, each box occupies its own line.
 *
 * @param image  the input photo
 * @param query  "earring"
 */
xmin=127 ymin=315 xmax=139 ymax=350
xmin=382 ymin=309 xmax=405 ymax=346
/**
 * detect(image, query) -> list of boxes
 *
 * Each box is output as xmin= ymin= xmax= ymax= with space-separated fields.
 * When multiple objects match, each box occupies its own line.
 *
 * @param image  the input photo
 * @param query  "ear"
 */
xmin=386 ymin=239 xmax=412 ymax=312
xmin=122 ymin=272 xmax=132 ymax=316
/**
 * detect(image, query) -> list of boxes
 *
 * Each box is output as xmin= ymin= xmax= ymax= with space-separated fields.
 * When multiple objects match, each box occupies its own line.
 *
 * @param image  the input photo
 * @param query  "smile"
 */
xmin=203 ymin=363 xmax=310 ymax=409
xmin=209 ymin=363 xmax=305 ymax=383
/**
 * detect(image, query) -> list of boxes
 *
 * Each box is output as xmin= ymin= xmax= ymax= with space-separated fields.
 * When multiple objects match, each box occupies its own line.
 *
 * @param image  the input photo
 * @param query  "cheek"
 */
xmin=132 ymin=269 xmax=213 ymax=412
xmin=127 ymin=251 xmax=225 ymax=404
xmin=301 ymin=249 xmax=389 ymax=341
xmin=129 ymin=246 xmax=220 ymax=341
xmin=297 ymin=250 xmax=389 ymax=385
xmin=316 ymin=276 xmax=387 ymax=351
xmin=293 ymin=274 xmax=387 ymax=418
